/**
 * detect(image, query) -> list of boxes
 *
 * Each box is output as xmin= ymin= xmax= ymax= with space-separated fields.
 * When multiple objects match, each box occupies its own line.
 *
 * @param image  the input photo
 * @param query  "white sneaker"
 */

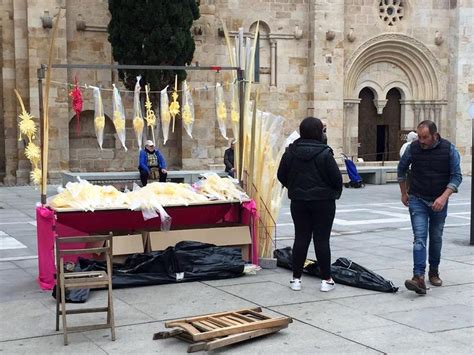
xmin=320 ymin=279 xmax=335 ymax=292
xmin=290 ymin=278 xmax=302 ymax=291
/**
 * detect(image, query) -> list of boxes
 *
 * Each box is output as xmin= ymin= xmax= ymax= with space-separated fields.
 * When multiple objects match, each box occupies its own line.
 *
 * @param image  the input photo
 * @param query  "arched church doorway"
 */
xmin=357 ymin=87 xmax=401 ymax=161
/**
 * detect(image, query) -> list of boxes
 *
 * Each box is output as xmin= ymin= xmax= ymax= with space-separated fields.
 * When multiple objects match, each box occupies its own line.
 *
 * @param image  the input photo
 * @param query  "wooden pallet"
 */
xmin=153 ymin=307 xmax=292 ymax=352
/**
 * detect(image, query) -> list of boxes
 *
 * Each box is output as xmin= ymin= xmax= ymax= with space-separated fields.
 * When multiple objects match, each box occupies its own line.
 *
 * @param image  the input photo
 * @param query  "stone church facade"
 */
xmin=0 ymin=0 xmax=472 ymax=184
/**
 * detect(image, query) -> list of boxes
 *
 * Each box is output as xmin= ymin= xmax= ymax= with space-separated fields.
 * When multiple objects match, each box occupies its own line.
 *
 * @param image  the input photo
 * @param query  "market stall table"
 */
xmin=36 ymin=200 xmax=258 ymax=290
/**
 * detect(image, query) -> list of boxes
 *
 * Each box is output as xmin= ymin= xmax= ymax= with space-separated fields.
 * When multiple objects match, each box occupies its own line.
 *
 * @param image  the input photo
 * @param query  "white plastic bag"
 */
xmin=215 ymin=83 xmax=228 ymax=140
xmin=133 ymin=76 xmax=144 ymax=149
xmin=160 ymin=86 xmax=171 ymax=144
xmin=91 ymin=86 xmax=105 ymax=149
xmin=182 ymin=81 xmax=195 ymax=138
xmin=112 ymin=84 xmax=127 ymax=151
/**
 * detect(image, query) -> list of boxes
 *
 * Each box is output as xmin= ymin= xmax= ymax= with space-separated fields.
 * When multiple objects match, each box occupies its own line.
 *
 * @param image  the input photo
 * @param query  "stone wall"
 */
xmin=1 ymin=0 xmax=473 ymax=184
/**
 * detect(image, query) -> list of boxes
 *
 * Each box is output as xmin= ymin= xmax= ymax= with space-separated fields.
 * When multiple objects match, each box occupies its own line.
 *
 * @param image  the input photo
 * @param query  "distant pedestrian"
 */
xmin=138 ymin=140 xmax=167 ymax=186
xmin=400 ymin=131 xmax=418 ymax=158
xmin=397 ymin=120 xmax=462 ymax=295
xmin=277 ymin=117 xmax=343 ymax=292
xmin=224 ymin=140 xmax=235 ymax=178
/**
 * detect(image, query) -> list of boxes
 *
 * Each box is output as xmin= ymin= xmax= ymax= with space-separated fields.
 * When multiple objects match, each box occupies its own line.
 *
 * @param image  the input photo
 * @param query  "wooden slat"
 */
xmin=231 ymin=312 xmax=257 ymax=323
xmin=205 ymin=325 xmax=288 ymax=351
xmin=219 ymin=316 xmax=241 ymax=326
xmin=226 ymin=315 xmax=247 ymax=324
xmin=243 ymin=309 xmax=270 ymax=320
xmin=167 ymin=322 xmax=201 ymax=337
xmin=210 ymin=317 xmax=234 ymax=327
xmin=57 ymin=235 xmax=111 ymax=244
xmin=63 ymin=307 xmax=108 ymax=315
xmin=61 ymin=247 xmax=108 ymax=255
xmin=186 ymin=340 xmax=208 ymax=353
xmin=191 ymin=321 xmax=214 ymax=332
xmin=165 ymin=307 xmax=261 ymax=326
xmin=205 ymin=318 xmax=228 ymax=328
xmin=192 ymin=317 xmax=292 ymax=341
xmin=199 ymin=320 xmax=220 ymax=329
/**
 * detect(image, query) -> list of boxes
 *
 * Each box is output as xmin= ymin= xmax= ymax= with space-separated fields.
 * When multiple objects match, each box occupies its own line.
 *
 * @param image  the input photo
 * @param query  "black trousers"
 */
xmin=139 ymin=168 xmax=167 ymax=186
xmin=290 ymin=199 xmax=336 ymax=280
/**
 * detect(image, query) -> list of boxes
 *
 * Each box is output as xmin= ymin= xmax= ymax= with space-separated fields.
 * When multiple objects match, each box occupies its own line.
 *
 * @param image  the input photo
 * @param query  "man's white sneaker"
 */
xmin=290 ymin=278 xmax=302 ymax=291
xmin=320 ymin=279 xmax=335 ymax=292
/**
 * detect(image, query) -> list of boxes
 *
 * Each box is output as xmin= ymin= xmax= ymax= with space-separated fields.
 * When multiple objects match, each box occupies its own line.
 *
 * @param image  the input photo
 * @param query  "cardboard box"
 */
xmin=112 ymin=234 xmax=145 ymax=256
xmin=148 ymin=226 xmax=252 ymax=261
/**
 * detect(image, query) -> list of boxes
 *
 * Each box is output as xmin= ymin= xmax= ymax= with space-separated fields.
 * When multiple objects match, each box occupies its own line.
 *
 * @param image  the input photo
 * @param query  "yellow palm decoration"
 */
xmin=182 ymin=104 xmax=193 ymax=125
xmin=25 ymin=142 xmax=41 ymax=165
xmin=144 ymin=85 xmax=156 ymax=128
xmin=30 ymin=168 xmax=42 ymax=185
xmin=94 ymin=115 xmax=105 ymax=130
xmin=14 ymin=89 xmax=41 ymax=185
xmin=133 ymin=116 xmax=144 ymax=133
xmin=113 ymin=111 xmax=125 ymax=132
xmin=217 ymin=102 xmax=227 ymax=123
xmin=169 ymin=75 xmax=180 ymax=133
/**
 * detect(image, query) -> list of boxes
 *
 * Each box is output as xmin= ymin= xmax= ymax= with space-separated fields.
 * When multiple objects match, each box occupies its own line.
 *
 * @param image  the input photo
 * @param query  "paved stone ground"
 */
xmin=0 ymin=180 xmax=472 ymax=354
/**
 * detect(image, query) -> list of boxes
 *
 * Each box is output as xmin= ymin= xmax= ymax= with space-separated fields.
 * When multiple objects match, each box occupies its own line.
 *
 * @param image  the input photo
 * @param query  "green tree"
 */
xmin=107 ymin=0 xmax=200 ymax=91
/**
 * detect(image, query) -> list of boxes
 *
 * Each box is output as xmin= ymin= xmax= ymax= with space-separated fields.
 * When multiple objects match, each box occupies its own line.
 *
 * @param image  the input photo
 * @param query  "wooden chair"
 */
xmin=55 ymin=233 xmax=116 ymax=345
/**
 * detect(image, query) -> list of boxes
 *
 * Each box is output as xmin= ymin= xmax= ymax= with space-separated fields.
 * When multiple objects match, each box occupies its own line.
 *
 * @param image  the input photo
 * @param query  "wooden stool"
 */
xmin=55 ymin=233 xmax=116 ymax=345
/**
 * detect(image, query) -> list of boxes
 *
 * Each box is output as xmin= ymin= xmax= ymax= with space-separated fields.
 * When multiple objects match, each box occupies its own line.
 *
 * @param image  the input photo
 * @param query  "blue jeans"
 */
xmin=408 ymin=195 xmax=448 ymax=276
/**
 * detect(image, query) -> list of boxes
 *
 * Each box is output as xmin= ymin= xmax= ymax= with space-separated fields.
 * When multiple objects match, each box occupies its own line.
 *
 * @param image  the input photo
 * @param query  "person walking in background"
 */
xmin=277 ymin=117 xmax=343 ymax=292
xmin=400 ymin=131 xmax=418 ymax=158
xmin=224 ymin=140 xmax=235 ymax=178
xmin=138 ymin=140 xmax=167 ymax=186
xmin=398 ymin=120 xmax=462 ymax=295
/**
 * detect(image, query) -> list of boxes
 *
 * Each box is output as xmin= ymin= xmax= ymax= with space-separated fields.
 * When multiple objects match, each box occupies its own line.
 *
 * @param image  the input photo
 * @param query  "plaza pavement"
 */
xmin=0 ymin=180 xmax=472 ymax=354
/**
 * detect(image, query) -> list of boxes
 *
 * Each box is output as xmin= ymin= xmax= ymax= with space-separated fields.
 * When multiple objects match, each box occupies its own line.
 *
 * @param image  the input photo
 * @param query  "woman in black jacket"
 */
xmin=277 ymin=117 xmax=343 ymax=292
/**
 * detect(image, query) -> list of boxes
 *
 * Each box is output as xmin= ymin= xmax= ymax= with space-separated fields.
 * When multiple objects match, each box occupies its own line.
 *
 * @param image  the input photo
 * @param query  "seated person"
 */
xmin=138 ymin=140 xmax=167 ymax=186
xmin=224 ymin=140 xmax=235 ymax=178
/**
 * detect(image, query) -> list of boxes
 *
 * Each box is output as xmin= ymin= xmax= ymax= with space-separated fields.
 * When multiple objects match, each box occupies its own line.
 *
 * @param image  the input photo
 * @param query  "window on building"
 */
xmin=379 ymin=0 xmax=404 ymax=26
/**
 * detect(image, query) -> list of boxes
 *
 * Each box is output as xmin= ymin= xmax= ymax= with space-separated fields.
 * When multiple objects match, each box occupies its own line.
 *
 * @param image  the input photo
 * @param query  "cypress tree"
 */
xmin=107 ymin=0 xmax=200 ymax=91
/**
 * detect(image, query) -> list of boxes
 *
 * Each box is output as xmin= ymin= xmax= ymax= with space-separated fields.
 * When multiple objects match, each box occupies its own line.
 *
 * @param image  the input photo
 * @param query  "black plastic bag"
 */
xmin=274 ymin=247 xmax=398 ymax=293
xmin=76 ymin=241 xmax=245 ymax=289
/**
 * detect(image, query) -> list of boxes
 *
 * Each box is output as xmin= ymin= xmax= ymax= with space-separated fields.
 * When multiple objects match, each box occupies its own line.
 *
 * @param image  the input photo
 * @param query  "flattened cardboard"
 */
xmin=112 ymin=234 xmax=144 ymax=256
xmin=148 ymin=226 xmax=251 ymax=261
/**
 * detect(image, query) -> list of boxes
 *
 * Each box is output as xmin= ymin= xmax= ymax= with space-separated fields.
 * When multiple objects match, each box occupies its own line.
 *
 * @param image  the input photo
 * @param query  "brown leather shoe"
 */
xmin=429 ymin=269 xmax=443 ymax=287
xmin=405 ymin=275 xmax=427 ymax=295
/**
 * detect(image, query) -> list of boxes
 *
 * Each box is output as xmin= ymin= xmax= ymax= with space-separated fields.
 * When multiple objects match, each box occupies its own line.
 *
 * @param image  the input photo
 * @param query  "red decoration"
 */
xmin=69 ymin=76 xmax=83 ymax=136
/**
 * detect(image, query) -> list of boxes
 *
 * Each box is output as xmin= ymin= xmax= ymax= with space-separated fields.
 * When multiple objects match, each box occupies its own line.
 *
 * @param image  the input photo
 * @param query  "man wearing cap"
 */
xmin=138 ymin=140 xmax=167 ymax=186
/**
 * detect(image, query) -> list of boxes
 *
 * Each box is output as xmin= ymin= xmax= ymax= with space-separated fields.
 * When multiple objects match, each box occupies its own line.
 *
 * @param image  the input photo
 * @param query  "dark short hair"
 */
xmin=299 ymin=117 xmax=324 ymax=141
xmin=417 ymin=120 xmax=437 ymax=135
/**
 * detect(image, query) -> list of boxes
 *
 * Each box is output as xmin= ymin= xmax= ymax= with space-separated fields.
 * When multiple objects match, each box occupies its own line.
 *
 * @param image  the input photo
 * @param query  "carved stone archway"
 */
xmin=343 ymin=33 xmax=446 ymax=158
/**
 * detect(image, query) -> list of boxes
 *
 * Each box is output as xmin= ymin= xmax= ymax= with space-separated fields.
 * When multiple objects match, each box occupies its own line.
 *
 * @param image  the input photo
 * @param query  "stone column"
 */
xmin=343 ymin=99 xmax=360 ymax=158
xmin=373 ymin=99 xmax=388 ymax=115
xmin=413 ymin=104 xmax=422 ymax=122
xmin=423 ymin=104 xmax=432 ymax=121
xmin=270 ymin=39 xmax=277 ymax=87
xmin=433 ymin=105 xmax=442 ymax=132
xmin=1 ymin=0 xmax=19 ymax=184
xmin=308 ymin=0 xmax=345 ymax=155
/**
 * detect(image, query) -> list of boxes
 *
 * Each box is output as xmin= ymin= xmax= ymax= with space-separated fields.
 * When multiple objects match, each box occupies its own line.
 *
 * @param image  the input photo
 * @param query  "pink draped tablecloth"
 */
xmin=36 ymin=201 xmax=258 ymax=290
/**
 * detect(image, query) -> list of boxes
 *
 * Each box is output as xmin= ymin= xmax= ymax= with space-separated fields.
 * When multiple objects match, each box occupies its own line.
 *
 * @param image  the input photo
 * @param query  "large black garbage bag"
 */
xmin=332 ymin=257 xmax=398 ymax=292
xmin=77 ymin=241 xmax=245 ymax=289
xmin=274 ymin=247 xmax=398 ymax=293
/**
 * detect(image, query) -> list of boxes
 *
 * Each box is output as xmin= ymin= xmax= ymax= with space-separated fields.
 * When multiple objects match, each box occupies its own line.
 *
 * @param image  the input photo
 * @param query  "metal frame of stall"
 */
xmin=37 ymin=63 xmax=245 ymax=205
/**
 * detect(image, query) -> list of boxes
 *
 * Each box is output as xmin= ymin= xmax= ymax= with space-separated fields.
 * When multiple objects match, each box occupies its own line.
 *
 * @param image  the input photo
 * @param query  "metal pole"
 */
xmin=50 ymin=63 xmax=239 ymax=71
xmin=470 ymin=118 xmax=473 ymax=245
xmin=237 ymin=68 xmax=245 ymax=182
xmin=37 ymin=65 xmax=46 ymax=205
